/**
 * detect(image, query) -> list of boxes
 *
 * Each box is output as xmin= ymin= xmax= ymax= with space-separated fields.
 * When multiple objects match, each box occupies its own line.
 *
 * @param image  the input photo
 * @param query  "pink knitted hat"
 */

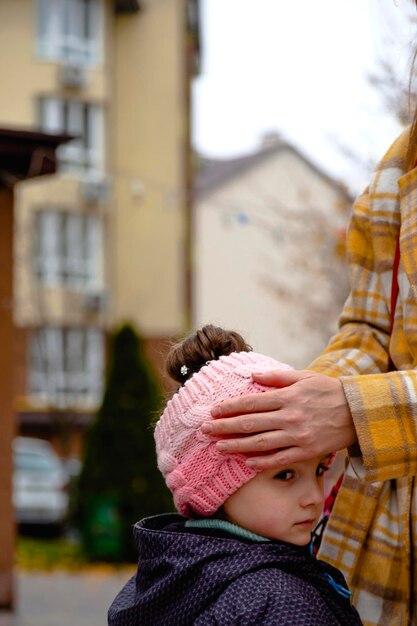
xmin=154 ymin=351 xmax=294 ymax=518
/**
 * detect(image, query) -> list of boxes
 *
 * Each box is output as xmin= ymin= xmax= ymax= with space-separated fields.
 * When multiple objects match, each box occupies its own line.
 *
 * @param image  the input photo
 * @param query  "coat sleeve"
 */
xmin=194 ymin=571 xmax=339 ymax=626
xmin=308 ymin=131 xmax=417 ymax=483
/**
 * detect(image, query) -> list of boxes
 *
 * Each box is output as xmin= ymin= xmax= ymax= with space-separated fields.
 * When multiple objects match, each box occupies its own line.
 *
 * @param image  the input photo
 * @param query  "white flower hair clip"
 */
xmin=180 ymin=365 xmax=188 ymax=376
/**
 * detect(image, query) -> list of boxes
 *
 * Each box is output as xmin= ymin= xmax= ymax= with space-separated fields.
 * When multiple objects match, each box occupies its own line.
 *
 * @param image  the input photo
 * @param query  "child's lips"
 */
xmin=294 ymin=518 xmax=315 ymax=527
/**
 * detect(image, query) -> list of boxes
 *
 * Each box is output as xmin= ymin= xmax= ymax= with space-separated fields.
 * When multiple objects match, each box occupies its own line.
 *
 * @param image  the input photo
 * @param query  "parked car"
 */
xmin=13 ymin=437 xmax=69 ymax=533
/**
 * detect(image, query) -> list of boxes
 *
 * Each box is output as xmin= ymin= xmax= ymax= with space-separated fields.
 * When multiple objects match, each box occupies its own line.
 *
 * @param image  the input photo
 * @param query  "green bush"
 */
xmin=77 ymin=324 xmax=173 ymax=561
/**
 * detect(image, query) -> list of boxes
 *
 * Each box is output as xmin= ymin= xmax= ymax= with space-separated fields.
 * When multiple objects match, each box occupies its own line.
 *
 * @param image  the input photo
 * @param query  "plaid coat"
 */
xmin=310 ymin=127 xmax=417 ymax=626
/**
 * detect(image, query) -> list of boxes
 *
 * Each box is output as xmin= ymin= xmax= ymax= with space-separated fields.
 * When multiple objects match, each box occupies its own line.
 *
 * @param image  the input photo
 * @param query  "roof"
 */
xmin=0 ymin=127 xmax=72 ymax=186
xmin=195 ymin=139 xmax=352 ymax=202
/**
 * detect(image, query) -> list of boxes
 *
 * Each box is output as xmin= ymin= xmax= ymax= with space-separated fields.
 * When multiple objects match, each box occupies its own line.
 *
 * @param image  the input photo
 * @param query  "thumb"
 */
xmin=251 ymin=368 xmax=309 ymax=388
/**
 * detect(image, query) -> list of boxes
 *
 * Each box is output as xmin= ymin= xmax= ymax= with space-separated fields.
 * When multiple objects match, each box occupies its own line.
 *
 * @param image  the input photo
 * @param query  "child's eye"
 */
xmin=316 ymin=464 xmax=330 ymax=477
xmin=274 ymin=470 xmax=294 ymax=481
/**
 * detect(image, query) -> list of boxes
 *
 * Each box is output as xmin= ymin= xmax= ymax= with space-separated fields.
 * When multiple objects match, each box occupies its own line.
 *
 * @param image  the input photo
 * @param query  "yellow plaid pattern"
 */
xmin=310 ymin=127 xmax=417 ymax=626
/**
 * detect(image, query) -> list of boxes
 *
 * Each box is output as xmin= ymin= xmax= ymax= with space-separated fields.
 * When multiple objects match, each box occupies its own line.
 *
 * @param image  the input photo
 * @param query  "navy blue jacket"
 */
xmin=108 ymin=514 xmax=362 ymax=625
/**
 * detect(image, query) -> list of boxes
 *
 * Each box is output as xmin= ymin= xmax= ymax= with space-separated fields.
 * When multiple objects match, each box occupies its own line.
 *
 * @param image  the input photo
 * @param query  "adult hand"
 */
xmin=201 ymin=370 xmax=357 ymax=469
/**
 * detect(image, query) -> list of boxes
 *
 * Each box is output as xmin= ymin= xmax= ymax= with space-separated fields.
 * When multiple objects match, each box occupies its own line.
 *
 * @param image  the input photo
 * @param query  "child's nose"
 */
xmin=300 ymin=478 xmax=323 ymax=508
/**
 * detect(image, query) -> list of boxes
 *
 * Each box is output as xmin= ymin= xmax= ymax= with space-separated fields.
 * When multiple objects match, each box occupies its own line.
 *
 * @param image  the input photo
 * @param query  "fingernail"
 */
xmin=246 ymin=459 xmax=258 ymax=467
xmin=211 ymin=406 xmax=222 ymax=417
xmin=216 ymin=441 xmax=228 ymax=451
xmin=251 ymin=371 xmax=264 ymax=378
xmin=201 ymin=422 xmax=213 ymax=434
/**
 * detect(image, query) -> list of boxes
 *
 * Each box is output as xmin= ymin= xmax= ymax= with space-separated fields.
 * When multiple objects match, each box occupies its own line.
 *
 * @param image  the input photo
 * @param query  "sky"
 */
xmin=192 ymin=0 xmax=416 ymax=194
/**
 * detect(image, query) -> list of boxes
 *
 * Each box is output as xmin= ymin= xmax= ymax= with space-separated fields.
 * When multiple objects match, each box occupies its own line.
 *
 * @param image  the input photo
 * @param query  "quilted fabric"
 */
xmin=108 ymin=514 xmax=362 ymax=625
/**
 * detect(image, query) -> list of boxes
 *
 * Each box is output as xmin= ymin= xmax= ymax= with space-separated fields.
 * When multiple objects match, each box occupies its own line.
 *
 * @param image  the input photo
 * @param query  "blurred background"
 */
xmin=0 ymin=0 xmax=414 ymax=624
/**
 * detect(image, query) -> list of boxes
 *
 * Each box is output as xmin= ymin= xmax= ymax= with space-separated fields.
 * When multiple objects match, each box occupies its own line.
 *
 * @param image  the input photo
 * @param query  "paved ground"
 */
xmin=0 ymin=567 xmax=135 ymax=626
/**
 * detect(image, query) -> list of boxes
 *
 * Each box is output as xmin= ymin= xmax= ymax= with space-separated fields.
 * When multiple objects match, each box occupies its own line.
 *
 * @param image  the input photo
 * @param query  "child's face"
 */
xmin=222 ymin=455 xmax=330 ymax=545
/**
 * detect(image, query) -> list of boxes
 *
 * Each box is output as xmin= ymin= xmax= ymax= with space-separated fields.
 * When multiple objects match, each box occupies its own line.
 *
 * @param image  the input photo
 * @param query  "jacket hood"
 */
xmin=108 ymin=514 xmax=361 ymax=626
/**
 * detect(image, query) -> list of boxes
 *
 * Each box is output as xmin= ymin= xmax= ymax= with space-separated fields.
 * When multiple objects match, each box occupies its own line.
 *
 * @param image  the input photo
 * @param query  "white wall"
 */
xmin=194 ymin=149 xmax=351 ymax=368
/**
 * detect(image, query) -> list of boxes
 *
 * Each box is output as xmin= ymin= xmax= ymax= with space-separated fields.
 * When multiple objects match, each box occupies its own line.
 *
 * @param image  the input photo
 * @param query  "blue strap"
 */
xmin=324 ymin=573 xmax=352 ymax=599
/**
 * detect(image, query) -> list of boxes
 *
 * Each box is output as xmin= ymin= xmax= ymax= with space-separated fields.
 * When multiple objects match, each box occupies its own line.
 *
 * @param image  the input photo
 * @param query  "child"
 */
xmin=108 ymin=325 xmax=362 ymax=626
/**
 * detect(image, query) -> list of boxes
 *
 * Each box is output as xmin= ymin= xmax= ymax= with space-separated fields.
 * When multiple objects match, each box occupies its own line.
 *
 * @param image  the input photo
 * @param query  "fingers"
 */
xmin=211 ymin=388 xmax=283 ymax=419
xmin=251 ymin=369 xmax=310 ymax=388
xmin=202 ymin=410 xmax=283 ymax=436
xmin=215 ymin=430 xmax=289 ymax=454
xmin=210 ymin=370 xmax=312 ymax=418
xmin=245 ymin=447 xmax=311 ymax=471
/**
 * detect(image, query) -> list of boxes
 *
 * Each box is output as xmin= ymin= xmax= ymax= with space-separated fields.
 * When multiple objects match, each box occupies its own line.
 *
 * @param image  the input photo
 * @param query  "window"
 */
xmin=37 ymin=0 xmax=101 ymax=65
xmin=39 ymin=98 xmax=104 ymax=173
xmin=29 ymin=326 xmax=104 ymax=409
xmin=34 ymin=210 xmax=104 ymax=291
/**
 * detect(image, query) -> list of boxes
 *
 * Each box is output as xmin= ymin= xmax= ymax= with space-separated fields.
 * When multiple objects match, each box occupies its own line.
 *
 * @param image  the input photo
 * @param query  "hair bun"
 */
xmin=166 ymin=325 xmax=251 ymax=385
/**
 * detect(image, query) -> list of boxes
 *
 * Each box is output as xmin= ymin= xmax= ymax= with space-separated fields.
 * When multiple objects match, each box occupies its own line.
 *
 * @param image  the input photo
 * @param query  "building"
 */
xmin=194 ymin=134 xmax=352 ymax=368
xmin=0 ymin=0 xmax=199 ymax=458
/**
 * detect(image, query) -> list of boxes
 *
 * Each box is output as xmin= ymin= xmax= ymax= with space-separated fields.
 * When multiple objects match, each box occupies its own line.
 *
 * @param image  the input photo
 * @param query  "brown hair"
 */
xmin=166 ymin=324 xmax=252 ymax=385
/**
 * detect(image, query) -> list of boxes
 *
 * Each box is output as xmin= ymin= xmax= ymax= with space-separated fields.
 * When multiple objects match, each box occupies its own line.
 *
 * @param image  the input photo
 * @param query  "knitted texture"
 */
xmin=155 ymin=351 xmax=293 ymax=517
